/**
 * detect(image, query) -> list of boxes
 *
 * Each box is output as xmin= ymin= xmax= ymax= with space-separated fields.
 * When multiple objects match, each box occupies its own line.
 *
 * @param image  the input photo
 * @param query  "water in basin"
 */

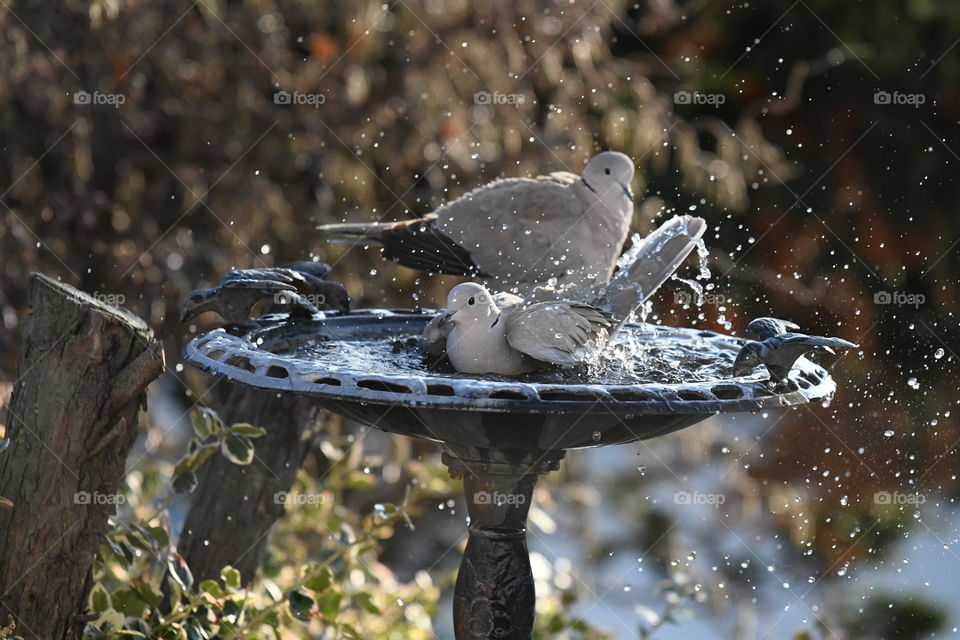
xmin=285 ymin=324 xmax=739 ymax=386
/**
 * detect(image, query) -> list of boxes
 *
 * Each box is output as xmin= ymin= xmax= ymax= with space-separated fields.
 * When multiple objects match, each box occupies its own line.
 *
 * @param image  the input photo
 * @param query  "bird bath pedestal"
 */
xmin=184 ymin=309 xmax=836 ymax=639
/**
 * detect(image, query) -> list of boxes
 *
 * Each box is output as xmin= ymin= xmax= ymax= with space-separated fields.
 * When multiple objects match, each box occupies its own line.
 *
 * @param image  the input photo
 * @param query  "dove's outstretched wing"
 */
xmin=503 ymin=301 xmax=612 ymax=366
xmin=598 ymin=215 xmax=707 ymax=332
xmin=220 ymin=269 xmax=300 ymax=292
xmin=763 ymin=334 xmax=858 ymax=378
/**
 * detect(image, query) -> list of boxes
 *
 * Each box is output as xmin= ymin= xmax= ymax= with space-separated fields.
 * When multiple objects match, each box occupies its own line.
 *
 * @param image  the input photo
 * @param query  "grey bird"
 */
xmin=423 ymin=215 xmax=707 ymax=359
xmin=441 ymin=283 xmax=611 ymax=375
xmin=317 ymin=152 xmax=636 ymax=293
xmin=745 ymin=317 xmax=800 ymax=340
xmin=733 ymin=322 xmax=858 ymax=383
xmin=181 ymin=261 xmax=350 ymax=326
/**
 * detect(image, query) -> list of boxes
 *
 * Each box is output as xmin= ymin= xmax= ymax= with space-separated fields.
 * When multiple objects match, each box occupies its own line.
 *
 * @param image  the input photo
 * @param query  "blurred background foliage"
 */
xmin=1 ymin=0 xmax=959 ymax=637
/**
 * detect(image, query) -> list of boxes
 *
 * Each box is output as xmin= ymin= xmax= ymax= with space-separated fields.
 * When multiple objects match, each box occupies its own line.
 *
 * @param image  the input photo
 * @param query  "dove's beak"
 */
xmin=620 ymin=183 xmax=634 ymax=201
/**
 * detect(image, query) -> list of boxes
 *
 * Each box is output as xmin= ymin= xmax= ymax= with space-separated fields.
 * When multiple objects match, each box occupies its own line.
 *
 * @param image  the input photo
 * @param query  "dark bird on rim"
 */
xmin=733 ymin=318 xmax=858 ymax=383
xmin=180 ymin=261 xmax=350 ymax=326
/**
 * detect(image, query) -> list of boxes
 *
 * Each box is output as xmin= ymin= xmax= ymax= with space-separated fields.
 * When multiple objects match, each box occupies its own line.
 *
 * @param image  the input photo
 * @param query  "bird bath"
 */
xmin=183 ymin=308 xmax=836 ymax=639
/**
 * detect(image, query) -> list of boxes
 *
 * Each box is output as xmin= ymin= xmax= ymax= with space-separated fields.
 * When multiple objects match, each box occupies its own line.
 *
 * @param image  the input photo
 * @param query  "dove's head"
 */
xmin=583 ymin=151 xmax=635 ymax=201
xmin=732 ymin=342 xmax=763 ymax=377
xmin=446 ymin=283 xmax=498 ymax=324
xmin=180 ymin=287 xmax=220 ymax=323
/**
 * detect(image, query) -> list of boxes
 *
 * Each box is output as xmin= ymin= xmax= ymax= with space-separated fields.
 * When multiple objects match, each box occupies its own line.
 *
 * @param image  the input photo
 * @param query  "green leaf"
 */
xmin=354 ymin=591 xmax=380 ymax=615
xmin=221 ymin=566 xmax=241 ymax=590
xmin=89 ymin=583 xmax=110 ymax=613
xmin=343 ymin=471 xmax=376 ymax=490
xmin=112 ymin=588 xmax=147 ymax=617
xmin=221 ymin=434 xmax=254 ymax=465
xmin=148 ymin=525 xmax=170 ymax=548
xmin=130 ymin=580 xmax=163 ymax=608
xmin=173 ymin=469 xmax=198 ymax=494
xmin=315 ymin=590 xmax=342 ymax=619
xmin=167 ymin=553 xmax=194 ymax=590
xmin=287 ymin=590 xmax=315 ymax=622
xmin=191 ymin=408 xmax=224 ymax=439
xmin=229 ymin=423 xmax=266 ymax=438
xmin=198 ymin=580 xmax=223 ymax=599
xmin=304 ymin=566 xmax=333 ymax=593
xmin=126 ymin=526 xmax=155 ymax=552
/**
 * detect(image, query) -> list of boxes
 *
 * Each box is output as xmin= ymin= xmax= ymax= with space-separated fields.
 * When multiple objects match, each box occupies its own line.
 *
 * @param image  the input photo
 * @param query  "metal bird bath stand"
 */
xmin=184 ymin=309 xmax=837 ymax=640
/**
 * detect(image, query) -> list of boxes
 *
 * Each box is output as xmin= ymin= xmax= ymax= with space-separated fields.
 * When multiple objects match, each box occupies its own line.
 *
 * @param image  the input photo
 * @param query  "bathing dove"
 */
xmin=440 ymin=283 xmax=612 ymax=375
xmin=317 ymin=152 xmax=636 ymax=293
xmin=745 ymin=317 xmax=800 ymax=340
xmin=733 ymin=322 xmax=858 ymax=384
xmin=181 ymin=261 xmax=350 ymax=326
xmin=423 ymin=215 xmax=708 ymax=358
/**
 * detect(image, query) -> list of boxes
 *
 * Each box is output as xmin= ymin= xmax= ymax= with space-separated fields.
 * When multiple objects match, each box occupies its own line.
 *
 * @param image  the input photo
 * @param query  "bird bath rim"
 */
xmin=183 ymin=308 xmax=836 ymax=417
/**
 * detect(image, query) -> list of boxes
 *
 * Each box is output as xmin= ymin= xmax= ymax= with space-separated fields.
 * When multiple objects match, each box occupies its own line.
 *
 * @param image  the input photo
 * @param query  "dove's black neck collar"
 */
xmin=490 ymin=314 xmax=500 ymax=328
xmin=580 ymin=177 xmax=597 ymax=195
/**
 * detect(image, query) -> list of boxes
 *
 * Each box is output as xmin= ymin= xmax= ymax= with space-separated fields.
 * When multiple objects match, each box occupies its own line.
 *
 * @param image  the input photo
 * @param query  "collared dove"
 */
xmin=317 ymin=152 xmax=635 ymax=293
xmin=181 ymin=261 xmax=350 ymax=326
xmin=733 ymin=325 xmax=858 ymax=383
xmin=441 ymin=283 xmax=612 ymax=375
xmin=423 ymin=215 xmax=708 ymax=360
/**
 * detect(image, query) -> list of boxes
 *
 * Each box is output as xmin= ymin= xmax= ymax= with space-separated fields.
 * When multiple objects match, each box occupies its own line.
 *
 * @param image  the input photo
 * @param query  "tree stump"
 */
xmin=176 ymin=386 xmax=324 ymax=584
xmin=0 ymin=274 xmax=164 ymax=640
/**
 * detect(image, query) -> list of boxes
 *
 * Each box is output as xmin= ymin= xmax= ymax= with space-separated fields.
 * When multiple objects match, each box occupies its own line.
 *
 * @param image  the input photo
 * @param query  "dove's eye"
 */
xmin=468 ymin=297 xmax=475 ymax=305
xmin=604 ymin=168 xmax=611 ymax=175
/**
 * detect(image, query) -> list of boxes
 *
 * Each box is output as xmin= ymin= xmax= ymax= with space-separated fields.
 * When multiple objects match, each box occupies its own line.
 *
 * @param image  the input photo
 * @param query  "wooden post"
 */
xmin=0 ymin=274 xmax=164 ymax=640
xmin=175 ymin=386 xmax=324 ymax=584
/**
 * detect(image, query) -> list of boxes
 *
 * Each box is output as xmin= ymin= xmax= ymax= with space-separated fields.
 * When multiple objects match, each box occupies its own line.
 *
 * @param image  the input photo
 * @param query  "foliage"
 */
xmin=79 ymin=406 xmax=617 ymax=638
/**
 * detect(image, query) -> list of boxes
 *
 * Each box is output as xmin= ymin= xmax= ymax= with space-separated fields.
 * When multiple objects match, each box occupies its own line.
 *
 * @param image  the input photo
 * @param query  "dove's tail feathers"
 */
xmin=317 ymin=218 xmax=484 ymax=277
xmin=316 ymin=221 xmax=393 ymax=244
xmin=602 ymin=215 xmax=708 ymax=333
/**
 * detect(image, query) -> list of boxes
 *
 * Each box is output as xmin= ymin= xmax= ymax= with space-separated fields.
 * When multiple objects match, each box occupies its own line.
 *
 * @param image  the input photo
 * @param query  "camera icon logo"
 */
xmin=474 ymin=91 xmax=491 ymax=105
xmin=74 ymin=91 xmax=91 ymax=105
xmin=874 ymin=291 xmax=892 ymax=304
xmin=274 ymin=491 xmax=288 ymax=504
xmin=274 ymin=90 xmax=292 ymax=105
xmin=474 ymin=490 xmax=491 ymax=504
xmin=673 ymin=91 xmax=692 ymax=105
xmin=874 ymin=91 xmax=891 ymax=105
xmin=674 ymin=291 xmax=693 ymax=305
xmin=74 ymin=491 xmax=91 ymax=504
xmin=674 ymin=491 xmax=691 ymax=504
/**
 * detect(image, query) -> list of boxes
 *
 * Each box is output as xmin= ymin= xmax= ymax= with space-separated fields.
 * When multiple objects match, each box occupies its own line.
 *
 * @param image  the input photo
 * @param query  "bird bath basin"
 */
xmin=183 ymin=308 xmax=836 ymax=639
